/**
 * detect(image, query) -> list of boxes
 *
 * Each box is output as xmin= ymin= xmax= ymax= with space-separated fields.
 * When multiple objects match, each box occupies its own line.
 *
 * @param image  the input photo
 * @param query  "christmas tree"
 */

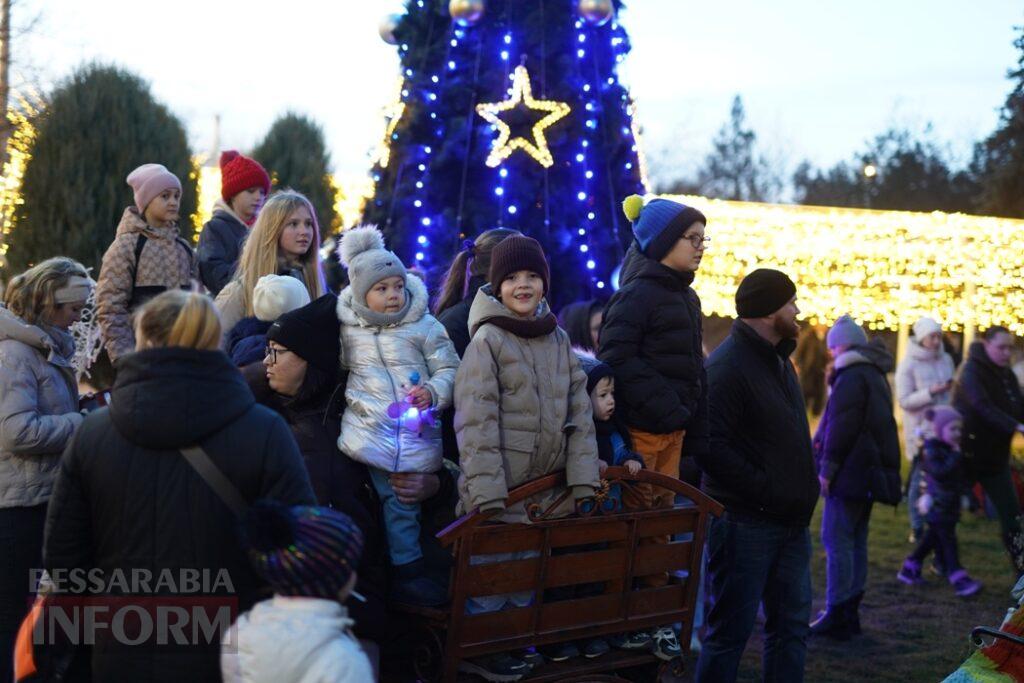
xmin=362 ymin=0 xmax=646 ymax=306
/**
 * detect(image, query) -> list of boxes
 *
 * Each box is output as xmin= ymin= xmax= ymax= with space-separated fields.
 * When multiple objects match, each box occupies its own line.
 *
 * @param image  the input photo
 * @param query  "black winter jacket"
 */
xmin=437 ymin=276 xmax=487 ymax=359
xmin=920 ymin=438 xmax=966 ymax=524
xmin=700 ymin=321 xmax=819 ymax=526
xmin=598 ymin=253 xmax=708 ymax=459
xmin=813 ymin=343 xmax=901 ymax=501
xmin=43 ymin=348 xmax=315 ymax=683
xmin=954 ymin=342 xmax=1024 ymax=477
xmin=197 ymin=210 xmax=247 ymax=296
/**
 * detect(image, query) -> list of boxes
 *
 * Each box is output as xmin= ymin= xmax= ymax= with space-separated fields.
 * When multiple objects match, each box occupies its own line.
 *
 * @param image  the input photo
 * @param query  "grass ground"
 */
xmin=728 ymin=501 xmax=1018 ymax=682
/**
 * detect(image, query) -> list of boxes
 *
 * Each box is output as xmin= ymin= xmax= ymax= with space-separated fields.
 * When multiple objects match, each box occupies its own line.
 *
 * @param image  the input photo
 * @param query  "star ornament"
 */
xmin=476 ymin=65 xmax=572 ymax=168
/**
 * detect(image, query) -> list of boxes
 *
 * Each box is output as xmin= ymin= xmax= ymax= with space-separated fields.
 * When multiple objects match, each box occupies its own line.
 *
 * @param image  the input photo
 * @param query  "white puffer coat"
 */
xmin=336 ymin=274 xmax=459 ymax=473
xmin=895 ymin=337 xmax=955 ymax=458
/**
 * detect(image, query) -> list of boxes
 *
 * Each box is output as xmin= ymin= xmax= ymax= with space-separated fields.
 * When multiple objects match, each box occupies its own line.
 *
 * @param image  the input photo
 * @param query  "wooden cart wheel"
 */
xmin=411 ymin=624 xmax=445 ymax=683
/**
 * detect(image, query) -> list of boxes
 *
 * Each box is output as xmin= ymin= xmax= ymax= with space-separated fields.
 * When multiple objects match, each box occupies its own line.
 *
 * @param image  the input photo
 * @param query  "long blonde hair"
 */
xmin=135 ymin=290 xmax=221 ymax=351
xmin=234 ymin=190 xmax=325 ymax=316
xmin=4 ymin=257 xmax=90 ymax=325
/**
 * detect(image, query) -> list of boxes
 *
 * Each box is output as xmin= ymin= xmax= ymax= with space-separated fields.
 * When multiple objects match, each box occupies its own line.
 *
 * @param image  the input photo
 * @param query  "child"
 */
xmin=222 ymin=500 xmax=373 ymax=683
xmin=897 ymin=406 xmax=982 ymax=597
xmin=454 ymin=236 xmax=601 ymax=681
xmin=598 ymin=194 xmax=709 ymax=660
xmin=226 ymin=274 xmax=310 ymax=367
xmin=198 ymin=151 xmax=271 ymax=296
xmin=335 ymin=226 xmax=459 ymax=607
xmin=576 ymin=351 xmax=643 ymax=484
xmin=95 ymin=163 xmax=197 ymax=361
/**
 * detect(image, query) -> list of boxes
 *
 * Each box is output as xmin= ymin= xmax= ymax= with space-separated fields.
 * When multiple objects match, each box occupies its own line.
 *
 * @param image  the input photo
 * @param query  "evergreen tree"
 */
xmin=977 ymin=26 xmax=1024 ymax=218
xmin=252 ymin=112 xmax=338 ymax=233
xmin=8 ymin=64 xmax=196 ymax=273
xmin=362 ymin=0 xmax=645 ymax=306
xmin=697 ymin=95 xmax=780 ymax=202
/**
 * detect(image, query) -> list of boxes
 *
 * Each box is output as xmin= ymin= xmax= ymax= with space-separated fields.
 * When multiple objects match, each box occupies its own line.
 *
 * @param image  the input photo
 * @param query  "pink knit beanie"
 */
xmin=126 ymin=164 xmax=182 ymax=213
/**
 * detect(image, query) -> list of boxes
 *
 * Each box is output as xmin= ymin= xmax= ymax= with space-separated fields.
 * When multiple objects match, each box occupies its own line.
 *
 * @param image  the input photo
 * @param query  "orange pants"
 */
xmin=623 ymin=428 xmax=685 ymax=588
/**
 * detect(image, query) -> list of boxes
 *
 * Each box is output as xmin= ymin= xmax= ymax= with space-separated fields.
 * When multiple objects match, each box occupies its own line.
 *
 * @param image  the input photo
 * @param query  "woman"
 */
xmin=44 ymin=290 xmax=315 ymax=683
xmin=215 ymin=190 xmax=325 ymax=338
xmin=895 ymin=317 xmax=955 ymax=543
xmin=0 ymin=257 xmax=92 ymax=683
xmin=247 ymin=295 xmax=457 ymax=670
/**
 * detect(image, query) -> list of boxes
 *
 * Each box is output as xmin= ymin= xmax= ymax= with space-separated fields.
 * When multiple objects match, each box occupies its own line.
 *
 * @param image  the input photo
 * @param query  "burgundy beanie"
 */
xmin=220 ymin=151 xmax=271 ymax=201
xmin=126 ymin=164 xmax=181 ymax=213
xmin=489 ymin=236 xmax=550 ymax=295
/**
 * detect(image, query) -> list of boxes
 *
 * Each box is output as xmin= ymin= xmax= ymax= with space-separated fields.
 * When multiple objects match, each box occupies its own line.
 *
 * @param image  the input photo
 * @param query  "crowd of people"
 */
xmin=0 ymin=152 xmax=1023 ymax=683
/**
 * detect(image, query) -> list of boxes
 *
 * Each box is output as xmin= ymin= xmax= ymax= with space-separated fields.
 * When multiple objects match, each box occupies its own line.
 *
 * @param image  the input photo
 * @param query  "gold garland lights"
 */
xmin=476 ymin=65 xmax=571 ymax=168
xmin=0 ymin=94 xmax=42 ymax=270
xmin=668 ymin=195 xmax=1024 ymax=335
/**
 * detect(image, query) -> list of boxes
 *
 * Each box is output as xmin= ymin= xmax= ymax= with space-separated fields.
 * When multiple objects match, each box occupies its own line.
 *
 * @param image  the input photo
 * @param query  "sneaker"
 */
xmin=579 ymin=637 xmax=610 ymax=659
xmin=538 ymin=641 xmax=580 ymax=662
xmin=651 ymin=626 xmax=682 ymax=661
xmin=458 ymin=653 xmax=528 ymax=682
xmin=614 ymin=630 xmax=653 ymax=650
xmin=897 ymin=559 xmax=925 ymax=586
xmin=518 ymin=648 xmax=544 ymax=671
xmin=949 ymin=570 xmax=983 ymax=598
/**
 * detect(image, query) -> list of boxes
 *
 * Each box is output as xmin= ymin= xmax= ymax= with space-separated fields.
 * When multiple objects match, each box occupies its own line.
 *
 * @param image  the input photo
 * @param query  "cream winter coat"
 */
xmin=0 ymin=306 xmax=82 ymax=507
xmin=895 ymin=338 xmax=955 ymax=458
xmin=336 ymin=274 xmax=459 ymax=473
xmin=221 ymin=596 xmax=374 ymax=683
xmin=454 ymin=287 xmax=600 ymax=524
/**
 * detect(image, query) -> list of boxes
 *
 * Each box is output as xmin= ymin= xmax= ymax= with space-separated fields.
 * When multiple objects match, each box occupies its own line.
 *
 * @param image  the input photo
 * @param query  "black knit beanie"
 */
xmin=575 ymin=352 xmax=615 ymax=395
xmin=489 ymin=236 xmax=550 ymax=295
xmin=267 ymin=294 xmax=341 ymax=379
xmin=735 ymin=269 xmax=797 ymax=318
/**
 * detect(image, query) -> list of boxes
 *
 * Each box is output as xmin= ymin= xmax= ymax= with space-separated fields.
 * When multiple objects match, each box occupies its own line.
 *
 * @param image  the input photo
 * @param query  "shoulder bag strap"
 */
xmin=129 ymin=233 xmax=148 ymax=290
xmin=180 ymin=445 xmax=248 ymax=517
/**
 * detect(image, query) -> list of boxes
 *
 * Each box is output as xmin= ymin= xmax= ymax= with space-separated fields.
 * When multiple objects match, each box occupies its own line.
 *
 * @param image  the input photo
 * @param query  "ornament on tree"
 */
xmin=378 ymin=13 xmax=402 ymax=45
xmin=578 ymin=0 xmax=614 ymax=26
xmin=476 ymin=65 xmax=572 ymax=168
xmin=449 ymin=0 xmax=484 ymax=27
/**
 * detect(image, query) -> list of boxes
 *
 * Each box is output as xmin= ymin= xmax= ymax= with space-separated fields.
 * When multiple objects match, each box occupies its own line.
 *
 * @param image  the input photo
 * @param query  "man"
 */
xmin=695 ymin=268 xmax=819 ymax=683
xmin=953 ymin=325 xmax=1024 ymax=573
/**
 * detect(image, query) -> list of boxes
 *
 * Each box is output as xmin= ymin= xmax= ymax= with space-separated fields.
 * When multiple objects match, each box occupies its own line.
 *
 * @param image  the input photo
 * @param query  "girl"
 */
xmin=197 ymin=151 xmax=271 ymax=296
xmin=335 ymin=226 xmax=459 ymax=607
xmin=454 ymin=236 xmax=600 ymax=681
xmin=897 ymin=406 xmax=982 ymax=597
xmin=560 ymin=300 xmax=604 ymax=353
xmin=0 ymin=257 xmax=92 ymax=682
xmin=215 ymin=190 xmax=325 ymax=337
xmin=95 ymin=163 xmax=197 ymax=361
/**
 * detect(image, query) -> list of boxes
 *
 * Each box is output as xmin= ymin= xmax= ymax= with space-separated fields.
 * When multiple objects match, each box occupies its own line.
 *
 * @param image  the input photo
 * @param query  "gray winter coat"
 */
xmin=454 ymin=287 xmax=600 ymax=524
xmin=336 ymin=274 xmax=459 ymax=473
xmin=0 ymin=306 xmax=82 ymax=507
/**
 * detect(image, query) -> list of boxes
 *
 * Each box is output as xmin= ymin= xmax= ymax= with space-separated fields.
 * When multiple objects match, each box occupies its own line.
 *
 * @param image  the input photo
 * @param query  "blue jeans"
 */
xmin=695 ymin=514 xmax=812 ymax=683
xmin=907 ymin=458 xmax=924 ymax=534
xmin=821 ymin=498 xmax=872 ymax=607
xmin=368 ymin=468 xmax=423 ymax=567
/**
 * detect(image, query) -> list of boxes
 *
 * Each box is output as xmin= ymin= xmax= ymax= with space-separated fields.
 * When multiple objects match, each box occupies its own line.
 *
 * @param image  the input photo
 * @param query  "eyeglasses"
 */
xmin=683 ymin=234 xmax=711 ymax=250
xmin=264 ymin=346 xmax=290 ymax=365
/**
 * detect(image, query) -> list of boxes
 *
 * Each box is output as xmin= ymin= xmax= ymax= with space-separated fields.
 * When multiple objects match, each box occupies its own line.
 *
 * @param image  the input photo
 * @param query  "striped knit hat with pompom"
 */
xmin=241 ymin=500 xmax=363 ymax=599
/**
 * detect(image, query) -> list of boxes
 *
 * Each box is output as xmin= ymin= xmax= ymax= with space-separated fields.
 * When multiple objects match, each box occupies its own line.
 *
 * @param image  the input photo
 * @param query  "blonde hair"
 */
xmin=4 ymin=257 xmax=90 ymax=325
xmin=233 ymin=190 xmax=325 ymax=316
xmin=135 ymin=290 xmax=221 ymax=351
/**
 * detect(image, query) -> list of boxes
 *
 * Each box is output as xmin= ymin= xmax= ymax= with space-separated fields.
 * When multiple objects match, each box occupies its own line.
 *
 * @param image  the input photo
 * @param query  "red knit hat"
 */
xmin=220 ymin=151 xmax=271 ymax=201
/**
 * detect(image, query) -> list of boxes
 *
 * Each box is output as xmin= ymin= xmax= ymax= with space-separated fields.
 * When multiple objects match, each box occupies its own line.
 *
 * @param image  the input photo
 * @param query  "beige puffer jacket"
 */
xmin=454 ymin=287 xmax=600 ymax=524
xmin=336 ymin=274 xmax=459 ymax=473
xmin=0 ymin=306 xmax=82 ymax=507
xmin=95 ymin=208 xmax=196 ymax=361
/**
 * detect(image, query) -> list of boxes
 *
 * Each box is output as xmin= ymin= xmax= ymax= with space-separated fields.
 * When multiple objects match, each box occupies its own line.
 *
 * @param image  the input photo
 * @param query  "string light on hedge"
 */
xmin=0 ymin=95 xmax=41 ymax=269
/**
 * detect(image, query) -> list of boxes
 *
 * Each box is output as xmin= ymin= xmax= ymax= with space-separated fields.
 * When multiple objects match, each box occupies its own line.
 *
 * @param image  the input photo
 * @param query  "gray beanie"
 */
xmin=827 ymin=314 xmax=868 ymax=349
xmin=338 ymin=225 xmax=407 ymax=307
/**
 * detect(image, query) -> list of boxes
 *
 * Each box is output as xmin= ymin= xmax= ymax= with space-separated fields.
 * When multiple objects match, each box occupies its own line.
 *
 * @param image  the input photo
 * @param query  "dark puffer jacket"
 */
xmin=920 ymin=438 xmax=966 ymax=524
xmin=700 ymin=321 xmax=819 ymax=526
xmin=598 ymin=251 xmax=708 ymax=459
xmin=813 ymin=342 xmax=902 ymax=501
xmin=197 ymin=203 xmax=248 ymax=296
xmin=44 ymin=348 xmax=315 ymax=683
xmin=953 ymin=341 xmax=1024 ymax=477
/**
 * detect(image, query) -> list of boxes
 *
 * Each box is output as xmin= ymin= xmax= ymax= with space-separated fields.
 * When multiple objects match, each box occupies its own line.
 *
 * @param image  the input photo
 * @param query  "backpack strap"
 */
xmin=180 ymin=446 xmax=248 ymax=517
xmin=129 ymin=234 xmax=148 ymax=290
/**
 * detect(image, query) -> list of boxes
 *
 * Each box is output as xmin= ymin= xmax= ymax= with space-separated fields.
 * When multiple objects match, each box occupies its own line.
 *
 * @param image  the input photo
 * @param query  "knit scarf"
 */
xmin=352 ymin=294 xmax=413 ymax=328
xmin=484 ymin=311 xmax=558 ymax=338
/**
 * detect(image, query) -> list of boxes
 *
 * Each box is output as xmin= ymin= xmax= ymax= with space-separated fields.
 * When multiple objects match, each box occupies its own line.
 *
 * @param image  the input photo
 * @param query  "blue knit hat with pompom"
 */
xmin=622 ymin=194 xmax=706 ymax=261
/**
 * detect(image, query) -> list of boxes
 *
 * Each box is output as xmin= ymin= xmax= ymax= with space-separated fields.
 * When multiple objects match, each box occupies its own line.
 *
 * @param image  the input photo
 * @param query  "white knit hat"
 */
xmin=253 ymin=274 xmax=311 ymax=322
xmin=913 ymin=316 xmax=942 ymax=340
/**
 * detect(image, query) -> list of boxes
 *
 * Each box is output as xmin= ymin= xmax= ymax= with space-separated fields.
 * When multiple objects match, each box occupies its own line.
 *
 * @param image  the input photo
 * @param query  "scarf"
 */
xmin=484 ymin=311 xmax=558 ymax=338
xmin=596 ymin=419 xmax=617 ymax=466
xmin=352 ymin=294 xmax=413 ymax=328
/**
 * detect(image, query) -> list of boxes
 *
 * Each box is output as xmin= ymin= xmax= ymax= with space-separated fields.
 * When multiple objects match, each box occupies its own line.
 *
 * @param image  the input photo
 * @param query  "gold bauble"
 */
xmin=378 ymin=13 xmax=402 ymax=45
xmin=449 ymin=0 xmax=484 ymax=27
xmin=578 ymin=0 xmax=614 ymax=26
